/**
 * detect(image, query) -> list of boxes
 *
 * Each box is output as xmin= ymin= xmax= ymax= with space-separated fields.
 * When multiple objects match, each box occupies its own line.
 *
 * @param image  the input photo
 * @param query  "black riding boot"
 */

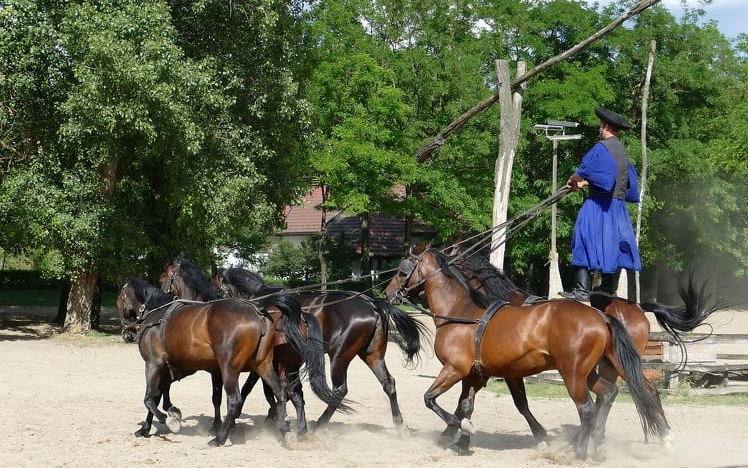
xmin=559 ymin=267 xmax=591 ymax=301
xmin=595 ymin=270 xmax=621 ymax=296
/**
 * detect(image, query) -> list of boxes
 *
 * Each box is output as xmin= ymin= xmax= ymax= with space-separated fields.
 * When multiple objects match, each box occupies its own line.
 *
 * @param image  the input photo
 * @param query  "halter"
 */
xmin=215 ymin=271 xmax=231 ymax=298
xmin=162 ymin=259 xmax=182 ymax=296
xmin=393 ymin=250 xmax=488 ymax=327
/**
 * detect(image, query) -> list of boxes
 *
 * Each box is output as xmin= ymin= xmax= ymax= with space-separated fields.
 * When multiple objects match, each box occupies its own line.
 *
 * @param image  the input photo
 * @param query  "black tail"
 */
xmin=641 ymin=273 xmax=732 ymax=368
xmin=604 ymin=314 xmax=670 ymax=441
xmin=641 ymin=272 xmax=725 ymax=335
xmin=374 ymin=299 xmax=432 ymax=367
xmin=260 ymin=293 xmax=353 ymax=414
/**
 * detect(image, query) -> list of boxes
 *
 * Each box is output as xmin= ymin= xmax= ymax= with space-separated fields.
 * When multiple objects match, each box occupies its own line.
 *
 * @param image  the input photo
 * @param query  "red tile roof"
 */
xmin=282 ymin=187 xmax=341 ymax=235
xmin=281 ymin=186 xmax=433 ymax=258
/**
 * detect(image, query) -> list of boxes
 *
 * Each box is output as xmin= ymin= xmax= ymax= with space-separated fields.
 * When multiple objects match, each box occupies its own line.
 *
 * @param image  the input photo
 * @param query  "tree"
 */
xmin=0 ymin=0 xmax=313 ymax=332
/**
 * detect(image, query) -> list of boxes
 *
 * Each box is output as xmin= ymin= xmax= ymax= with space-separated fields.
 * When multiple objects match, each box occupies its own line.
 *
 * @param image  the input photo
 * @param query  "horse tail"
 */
xmin=373 ymin=299 xmax=431 ymax=367
xmin=260 ymin=294 xmax=354 ymax=414
xmin=641 ymin=273 xmax=723 ymax=336
xmin=603 ymin=313 xmax=670 ymax=441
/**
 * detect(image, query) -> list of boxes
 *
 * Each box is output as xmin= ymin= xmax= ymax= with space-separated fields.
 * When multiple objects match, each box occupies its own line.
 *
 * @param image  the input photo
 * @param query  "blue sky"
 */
xmin=600 ymin=0 xmax=747 ymax=40
xmin=663 ymin=0 xmax=748 ymax=39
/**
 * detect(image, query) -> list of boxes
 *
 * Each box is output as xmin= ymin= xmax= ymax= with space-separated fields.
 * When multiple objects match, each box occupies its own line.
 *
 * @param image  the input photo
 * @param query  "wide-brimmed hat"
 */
xmin=595 ymin=107 xmax=633 ymax=130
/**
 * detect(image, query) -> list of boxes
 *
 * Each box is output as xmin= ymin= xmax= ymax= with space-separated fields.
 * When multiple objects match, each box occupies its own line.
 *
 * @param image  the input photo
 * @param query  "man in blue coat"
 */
xmin=559 ymin=107 xmax=641 ymax=301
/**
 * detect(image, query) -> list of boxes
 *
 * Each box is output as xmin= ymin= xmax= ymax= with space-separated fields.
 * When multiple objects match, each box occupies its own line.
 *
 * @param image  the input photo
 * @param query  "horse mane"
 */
xmin=127 ymin=277 xmax=174 ymax=309
xmin=175 ymin=258 xmax=223 ymax=301
xmin=223 ymin=266 xmax=284 ymax=297
xmin=430 ymin=248 xmax=493 ymax=309
xmin=458 ymin=251 xmax=531 ymax=302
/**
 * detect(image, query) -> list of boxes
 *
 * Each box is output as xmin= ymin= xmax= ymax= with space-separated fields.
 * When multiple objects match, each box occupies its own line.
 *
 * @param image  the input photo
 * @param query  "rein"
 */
xmin=399 ymin=295 xmax=483 ymax=326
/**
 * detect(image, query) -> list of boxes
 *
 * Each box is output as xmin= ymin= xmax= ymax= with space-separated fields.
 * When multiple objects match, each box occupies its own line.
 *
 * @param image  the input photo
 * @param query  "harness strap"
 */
xmin=158 ymin=302 xmax=188 ymax=381
xmin=473 ymin=300 xmax=507 ymax=379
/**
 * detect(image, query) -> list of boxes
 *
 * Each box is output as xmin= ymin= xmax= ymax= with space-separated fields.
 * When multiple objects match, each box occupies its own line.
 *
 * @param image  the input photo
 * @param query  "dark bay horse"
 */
xmin=117 ymin=277 xmax=344 ymax=446
xmin=383 ymin=248 xmax=670 ymax=459
xmin=162 ymin=256 xmax=429 ymax=437
xmin=449 ymin=246 xmax=723 ymax=445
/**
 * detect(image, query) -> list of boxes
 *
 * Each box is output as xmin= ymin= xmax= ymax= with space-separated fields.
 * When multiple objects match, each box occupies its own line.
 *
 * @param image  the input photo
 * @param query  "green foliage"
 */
xmin=0 ymin=0 xmax=314 ymax=286
xmin=3 ymin=0 xmax=748 ymax=307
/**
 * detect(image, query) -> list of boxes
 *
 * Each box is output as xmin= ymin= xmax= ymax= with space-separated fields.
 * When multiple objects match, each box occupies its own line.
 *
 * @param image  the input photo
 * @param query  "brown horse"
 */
xmin=162 ymin=256 xmax=429 ymax=437
xmin=117 ymin=277 xmax=344 ymax=446
xmin=448 ymin=245 xmax=722 ymax=445
xmin=383 ymin=247 xmax=670 ymax=459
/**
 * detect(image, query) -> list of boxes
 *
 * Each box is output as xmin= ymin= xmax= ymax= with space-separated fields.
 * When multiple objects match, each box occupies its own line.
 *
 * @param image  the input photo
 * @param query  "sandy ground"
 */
xmin=1 ymin=305 xmax=747 ymax=468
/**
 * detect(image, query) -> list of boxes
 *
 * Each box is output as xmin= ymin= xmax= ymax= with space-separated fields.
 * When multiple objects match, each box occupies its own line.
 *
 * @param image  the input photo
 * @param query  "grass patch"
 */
xmin=50 ymin=329 xmax=126 ymax=347
xmin=486 ymin=378 xmax=748 ymax=406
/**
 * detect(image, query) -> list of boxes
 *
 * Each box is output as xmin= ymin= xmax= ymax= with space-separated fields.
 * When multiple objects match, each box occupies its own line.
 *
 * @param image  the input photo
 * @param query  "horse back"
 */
xmin=162 ymin=299 xmax=270 ymax=371
xmin=593 ymin=296 xmax=649 ymax=355
xmin=477 ymin=300 xmax=609 ymax=377
xmin=295 ymin=291 xmax=379 ymax=343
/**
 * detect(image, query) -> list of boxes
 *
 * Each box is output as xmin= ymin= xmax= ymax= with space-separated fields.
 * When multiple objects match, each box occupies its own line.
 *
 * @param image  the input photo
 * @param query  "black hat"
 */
xmin=595 ymin=107 xmax=633 ymax=130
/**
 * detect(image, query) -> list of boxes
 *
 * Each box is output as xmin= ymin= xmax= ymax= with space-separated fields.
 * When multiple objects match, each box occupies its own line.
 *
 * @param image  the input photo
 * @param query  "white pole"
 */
xmin=548 ymin=139 xmax=563 ymax=297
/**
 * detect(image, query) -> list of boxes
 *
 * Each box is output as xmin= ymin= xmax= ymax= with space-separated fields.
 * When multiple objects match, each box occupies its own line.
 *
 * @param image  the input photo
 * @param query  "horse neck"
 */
xmin=419 ymin=258 xmax=484 ymax=321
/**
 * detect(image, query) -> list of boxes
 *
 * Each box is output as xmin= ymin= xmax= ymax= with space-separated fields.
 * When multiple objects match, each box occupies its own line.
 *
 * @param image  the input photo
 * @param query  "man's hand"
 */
xmin=567 ymin=176 xmax=588 ymax=192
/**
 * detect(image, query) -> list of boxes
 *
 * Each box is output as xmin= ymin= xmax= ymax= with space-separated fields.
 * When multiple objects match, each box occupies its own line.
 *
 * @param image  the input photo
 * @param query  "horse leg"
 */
xmin=259 ymin=365 xmax=293 ymax=446
xmin=503 ymin=377 xmax=548 ymax=443
xmin=208 ymin=370 xmax=223 ymax=434
xmin=136 ymin=367 xmax=169 ymax=437
xmin=316 ymin=356 xmax=351 ymax=428
xmin=286 ymin=369 xmax=308 ymax=439
xmin=447 ymin=378 xmax=483 ymax=454
xmin=212 ymin=369 xmax=243 ymax=447
xmin=437 ymin=384 xmax=469 ymax=446
xmin=364 ymin=355 xmax=408 ymax=436
xmin=240 ymin=372 xmax=279 ymax=423
xmin=424 ymin=365 xmax=472 ymax=453
xmin=586 ymin=365 xmax=618 ymax=461
xmin=562 ymin=371 xmax=598 ymax=459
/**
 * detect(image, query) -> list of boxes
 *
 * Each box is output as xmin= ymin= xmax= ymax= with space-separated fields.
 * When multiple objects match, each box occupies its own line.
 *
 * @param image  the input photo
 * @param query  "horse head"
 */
xmin=160 ymin=256 xmax=222 ymax=301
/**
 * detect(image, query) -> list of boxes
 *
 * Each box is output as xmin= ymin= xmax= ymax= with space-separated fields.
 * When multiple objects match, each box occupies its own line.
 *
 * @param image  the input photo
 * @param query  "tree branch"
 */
xmin=415 ymin=0 xmax=662 ymax=163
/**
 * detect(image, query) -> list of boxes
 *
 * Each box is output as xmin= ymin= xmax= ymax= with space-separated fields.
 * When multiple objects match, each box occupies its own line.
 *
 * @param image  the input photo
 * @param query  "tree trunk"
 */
xmin=634 ymin=39 xmax=656 ymax=303
xmin=490 ymin=60 xmax=526 ymax=270
xmin=90 ymin=277 xmax=102 ymax=330
xmin=63 ymin=272 xmax=98 ymax=334
xmin=318 ymin=185 xmax=330 ymax=291
xmin=54 ymin=278 xmax=71 ymax=325
xmin=360 ymin=212 xmax=371 ymax=292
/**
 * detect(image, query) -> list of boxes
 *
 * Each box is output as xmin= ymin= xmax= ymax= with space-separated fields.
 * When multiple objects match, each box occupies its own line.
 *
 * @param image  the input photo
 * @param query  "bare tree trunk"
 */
xmin=360 ymin=212 xmax=371 ymax=293
xmin=632 ymin=39 xmax=656 ymax=302
xmin=415 ymin=0 xmax=662 ymax=164
xmin=63 ymin=272 xmax=98 ymax=334
xmin=490 ymin=60 xmax=526 ymax=270
xmin=318 ymin=185 xmax=330 ymax=291
xmin=54 ymin=278 xmax=70 ymax=325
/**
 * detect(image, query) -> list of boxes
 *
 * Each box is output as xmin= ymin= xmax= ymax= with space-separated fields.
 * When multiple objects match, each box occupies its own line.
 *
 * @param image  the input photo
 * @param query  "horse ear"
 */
xmin=116 ymin=276 xmax=124 ymax=290
xmin=413 ymin=240 xmax=432 ymax=255
xmin=211 ymin=262 xmax=218 ymax=276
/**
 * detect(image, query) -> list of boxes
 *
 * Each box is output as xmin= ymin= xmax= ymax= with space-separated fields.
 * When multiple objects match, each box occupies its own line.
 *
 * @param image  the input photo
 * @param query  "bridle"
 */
xmin=392 ymin=249 xmax=485 ymax=326
xmin=162 ymin=259 xmax=182 ymax=296
xmin=392 ymin=254 xmax=425 ymax=303
xmin=214 ymin=269 xmax=232 ymax=298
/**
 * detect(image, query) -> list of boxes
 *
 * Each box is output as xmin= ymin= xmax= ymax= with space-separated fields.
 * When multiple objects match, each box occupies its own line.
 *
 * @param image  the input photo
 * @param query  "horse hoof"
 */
xmin=445 ymin=445 xmax=473 ymax=456
xmin=282 ymin=431 xmax=297 ymax=448
xmin=536 ymin=441 xmax=548 ymax=451
xmin=662 ymin=433 xmax=675 ymax=453
xmin=460 ymin=418 xmax=474 ymax=435
xmin=592 ymin=443 xmax=607 ymax=461
xmin=165 ymin=406 xmax=182 ymax=433
xmin=397 ymin=425 xmax=411 ymax=439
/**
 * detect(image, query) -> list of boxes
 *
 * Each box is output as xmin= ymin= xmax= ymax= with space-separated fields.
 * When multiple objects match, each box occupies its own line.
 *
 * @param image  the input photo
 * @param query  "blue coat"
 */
xmin=570 ymin=140 xmax=642 ymax=273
